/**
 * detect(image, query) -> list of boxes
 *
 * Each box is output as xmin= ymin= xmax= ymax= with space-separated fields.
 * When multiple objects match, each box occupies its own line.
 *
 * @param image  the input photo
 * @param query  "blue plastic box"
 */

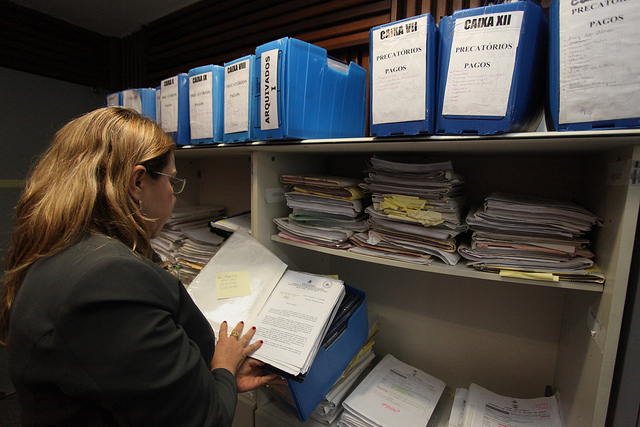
xmin=160 ymin=74 xmax=190 ymax=145
xmin=223 ymin=55 xmax=257 ymax=143
xmin=369 ymin=14 xmax=439 ymax=136
xmin=155 ymin=86 xmax=161 ymax=127
xmin=105 ymin=91 xmax=122 ymax=107
xmin=287 ymin=285 xmax=368 ymax=421
xmin=436 ymin=1 xmax=548 ymax=135
xmin=122 ymin=88 xmax=157 ymax=121
xmin=254 ymin=37 xmax=367 ymax=140
xmin=547 ymin=0 xmax=640 ymax=131
xmin=188 ymin=65 xmax=224 ymax=144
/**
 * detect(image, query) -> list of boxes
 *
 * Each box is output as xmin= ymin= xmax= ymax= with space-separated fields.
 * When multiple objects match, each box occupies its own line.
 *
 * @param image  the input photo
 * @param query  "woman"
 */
xmin=0 ymin=107 xmax=284 ymax=425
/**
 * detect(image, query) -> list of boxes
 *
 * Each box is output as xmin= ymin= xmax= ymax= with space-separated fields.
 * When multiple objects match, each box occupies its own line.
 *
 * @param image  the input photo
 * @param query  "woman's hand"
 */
xmin=210 ymin=321 xmax=262 ymax=376
xmin=236 ymin=357 xmax=288 ymax=394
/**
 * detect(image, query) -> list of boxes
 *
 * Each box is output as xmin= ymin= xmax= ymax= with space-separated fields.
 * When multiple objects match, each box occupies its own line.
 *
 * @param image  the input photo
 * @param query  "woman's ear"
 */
xmin=128 ymin=165 xmax=147 ymax=202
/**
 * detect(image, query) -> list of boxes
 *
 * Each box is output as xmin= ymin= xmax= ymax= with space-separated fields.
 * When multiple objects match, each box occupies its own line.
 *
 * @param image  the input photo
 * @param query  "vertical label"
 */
xmin=442 ymin=11 xmax=523 ymax=117
xmin=225 ymin=59 xmax=251 ymax=134
xmin=559 ymin=0 xmax=640 ymax=124
xmin=161 ymin=77 xmax=179 ymax=133
xmin=189 ymin=71 xmax=214 ymax=140
xmin=261 ymin=49 xmax=279 ymax=130
xmin=371 ymin=16 xmax=428 ymax=124
xmin=123 ymin=89 xmax=142 ymax=114
xmin=106 ymin=92 xmax=120 ymax=107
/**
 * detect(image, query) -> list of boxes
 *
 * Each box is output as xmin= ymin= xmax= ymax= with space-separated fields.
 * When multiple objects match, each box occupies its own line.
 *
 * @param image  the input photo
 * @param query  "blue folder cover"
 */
xmin=160 ymin=74 xmax=190 ymax=145
xmin=223 ymin=55 xmax=257 ymax=143
xmin=254 ymin=37 xmax=367 ymax=140
xmin=369 ymin=14 xmax=439 ymax=136
xmin=122 ymin=88 xmax=156 ymax=121
xmin=436 ymin=0 xmax=547 ymax=135
xmin=287 ymin=285 xmax=368 ymax=422
xmin=547 ymin=0 xmax=640 ymax=131
xmin=188 ymin=65 xmax=224 ymax=144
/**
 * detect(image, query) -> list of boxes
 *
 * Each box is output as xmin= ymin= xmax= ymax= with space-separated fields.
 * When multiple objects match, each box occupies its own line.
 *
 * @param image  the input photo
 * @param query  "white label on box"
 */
xmin=442 ymin=11 xmax=523 ymax=117
xmin=161 ymin=77 xmax=179 ymax=133
xmin=123 ymin=89 xmax=142 ymax=114
xmin=264 ymin=187 xmax=285 ymax=204
xmin=189 ymin=71 xmax=214 ymax=140
xmin=559 ymin=0 xmax=640 ymax=124
xmin=106 ymin=92 xmax=120 ymax=107
xmin=261 ymin=49 xmax=279 ymax=131
xmin=371 ymin=16 xmax=428 ymax=124
xmin=225 ymin=59 xmax=251 ymax=134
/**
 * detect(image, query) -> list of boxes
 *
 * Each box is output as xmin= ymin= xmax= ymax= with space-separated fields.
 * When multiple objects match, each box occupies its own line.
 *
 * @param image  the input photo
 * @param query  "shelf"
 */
xmin=271 ymin=235 xmax=605 ymax=293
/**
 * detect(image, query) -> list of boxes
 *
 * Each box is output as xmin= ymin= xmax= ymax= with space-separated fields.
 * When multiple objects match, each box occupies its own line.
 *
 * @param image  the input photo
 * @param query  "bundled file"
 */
xmin=352 ymin=156 xmax=468 ymax=265
xmin=275 ymin=175 xmax=370 ymax=249
xmin=209 ymin=211 xmax=251 ymax=238
xmin=338 ymin=353 xmax=446 ymax=427
xmin=458 ymin=192 xmax=604 ymax=283
xmin=448 ymin=383 xmax=563 ymax=427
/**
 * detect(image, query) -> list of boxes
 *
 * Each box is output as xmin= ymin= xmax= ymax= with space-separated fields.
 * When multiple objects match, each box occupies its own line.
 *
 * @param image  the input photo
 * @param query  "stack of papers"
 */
xmin=209 ymin=211 xmax=251 ymax=238
xmin=458 ymin=192 xmax=604 ymax=283
xmin=351 ymin=156 xmax=468 ymax=265
xmin=275 ymin=175 xmax=370 ymax=248
xmin=339 ymin=353 xmax=446 ymax=427
xmin=448 ymin=383 xmax=563 ymax=427
xmin=152 ymin=205 xmax=225 ymax=285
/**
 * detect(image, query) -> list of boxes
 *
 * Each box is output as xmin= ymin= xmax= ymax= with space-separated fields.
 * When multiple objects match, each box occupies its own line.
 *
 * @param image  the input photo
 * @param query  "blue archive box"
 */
xmin=370 ymin=14 xmax=439 ymax=136
xmin=223 ymin=55 xmax=257 ymax=143
xmin=254 ymin=37 xmax=367 ymax=140
xmin=122 ymin=88 xmax=157 ymax=121
xmin=548 ymin=0 xmax=640 ymax=131
xmin=436 ymin=0 xmax=548 ymax=135
xmin=188 ymin=65 xmax=224 ymax=144
xmin=155 ymin=86 xmax=161 ymax=127
xmin=105 ymin=91 xmax=122 ymax=107
xmin=288 ymin=285 xmax=368 ymax=422
xmin=160 ymin=73 xmax=190 ymax=145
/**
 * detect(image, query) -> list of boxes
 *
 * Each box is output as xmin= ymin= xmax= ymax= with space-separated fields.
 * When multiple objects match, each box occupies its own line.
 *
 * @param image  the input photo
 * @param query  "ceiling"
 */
xmin=8 ymin=0 xmax=203 ymax=37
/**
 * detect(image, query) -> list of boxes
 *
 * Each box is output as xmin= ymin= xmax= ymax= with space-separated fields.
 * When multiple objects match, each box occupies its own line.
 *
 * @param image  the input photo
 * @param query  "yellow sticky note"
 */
xmin=216 ymin=271 xmax=251 ymax=299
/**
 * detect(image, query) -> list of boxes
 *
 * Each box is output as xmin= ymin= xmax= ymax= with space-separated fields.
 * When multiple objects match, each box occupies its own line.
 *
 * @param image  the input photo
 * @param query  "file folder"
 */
xmin=188 ymin=65 xmax=224 ymax=144
xmin=223 ymin=55 xmax=257 ymax=143
xmin=370 ymin=14 xmax=439 ymax=136
xmin=254 ymin=37 xmax=367 ymax=140
xmin=286 ymin=285 xmax=368 ymax=422
xmin=105 ymin=91 xmax=122 ymax=107
xmin=436 ymin=0 xmax=548 ymax=135
xmin=160 ymin=73 xmax=190 ymax=145
xmin=122 ymin=88 xmax=156 ymax=121
xmin=547 ymin=0 xmax=640 ymax=131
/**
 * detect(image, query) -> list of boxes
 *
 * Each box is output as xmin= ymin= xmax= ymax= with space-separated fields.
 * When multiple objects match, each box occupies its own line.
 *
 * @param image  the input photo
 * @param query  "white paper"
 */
xmin=189 ymin=71 xmax=214 ymax=140
xmin=106 ymin=92 xmax=120 ymax=107
xmin=342 ymin=353 xmax=445 ymax=427
xmin=559 ymin=0 xmax=640 ymax=124
xmin=448 ymin=388 xmax=467 ymax=427
xmin=161 ymin=76 xmax=180 ymax=133
xmin=442 ymin=11 xmax=523 ymax=117
xmin=250 ymin=270 xmax=345 ymax=376
xmin=123 ymin=89 xmax=142 ymax=114
xmin=463 ymin=383 xmax=562 ymax=427
xmin=225 ymin=58 xmax=251 ymax=134
xmin=261 ymin=49 xmax=279 ymax=130
xmin=371 ymin=16 xmax=428 ymax=124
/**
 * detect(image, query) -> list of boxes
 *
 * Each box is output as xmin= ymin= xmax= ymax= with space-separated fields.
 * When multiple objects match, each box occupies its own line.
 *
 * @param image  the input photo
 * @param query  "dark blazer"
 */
xmin=8 ymin=234 xmax=237 ymax=426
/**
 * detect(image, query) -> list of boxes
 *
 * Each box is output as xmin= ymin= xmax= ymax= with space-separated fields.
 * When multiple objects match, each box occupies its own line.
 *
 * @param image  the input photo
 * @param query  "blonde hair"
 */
xmin=0 ymin=107 xmax=175 ymax=344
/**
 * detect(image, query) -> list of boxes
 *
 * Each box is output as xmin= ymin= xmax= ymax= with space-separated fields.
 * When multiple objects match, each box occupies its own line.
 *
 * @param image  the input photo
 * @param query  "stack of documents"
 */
xmin=458 ymin=192 xmax=604 ymax=283
xmin=448 ymin=383 xmax=563 ymax=427
xmin=274 ymin=175 xmax=370 ymax=248
xmin=152 ymin=205 xmax=225 ymax=285
xmin=209 ymin=211 xmax=251 ymax=238
xmin=351 ymin=156 xmax=468 ymax=265
xmin=338 ymin=353 xmax=446 ymax=427
xmin=188 ymin=229 xmax=346 ymax=379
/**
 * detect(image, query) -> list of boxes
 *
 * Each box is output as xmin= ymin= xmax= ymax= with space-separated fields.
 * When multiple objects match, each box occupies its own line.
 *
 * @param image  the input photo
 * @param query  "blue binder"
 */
xmin=223 ymin=55 xmax=257 ymax=143
xmin=105 ymin=91 xmax=122 ymax=107
xmin=188 ymin=65 xmax=224 ymax=144
xmin=547 ymin=0 xmax=640 ymax=131
xmin=160 ymin=74 xmax=190 ymax=145
xmin=369 ymin=14 xmax=439 ymax=136
xmin=286 ymin=285 xmax=368 ymax=422
xmin=122 ymin=88 xmax=156 ymax=121
xmin=436 ymin=1 xmax=548 ymax=135
xmin=155 ymin=86 xmax=161 ymax=127
xmin=254 ymin=37 xmax=367 ymax=140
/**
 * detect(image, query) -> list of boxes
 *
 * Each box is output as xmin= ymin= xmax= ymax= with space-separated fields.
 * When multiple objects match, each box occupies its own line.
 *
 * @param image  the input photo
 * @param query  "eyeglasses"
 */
xmin=153 ymin=171 xmax=187 ymax=195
